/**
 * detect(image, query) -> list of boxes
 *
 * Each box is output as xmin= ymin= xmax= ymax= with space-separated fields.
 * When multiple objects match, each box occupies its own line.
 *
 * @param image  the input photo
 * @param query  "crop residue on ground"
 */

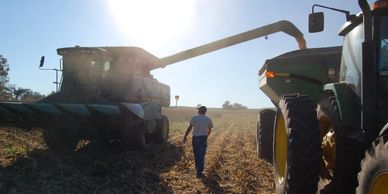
xmin=0 ymin=107 xmax=275 ymax=193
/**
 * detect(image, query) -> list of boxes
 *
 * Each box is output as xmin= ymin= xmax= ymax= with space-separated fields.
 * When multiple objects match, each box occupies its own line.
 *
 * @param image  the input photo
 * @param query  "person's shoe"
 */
xmin=196 ymin=173 xmax=205 ymax=178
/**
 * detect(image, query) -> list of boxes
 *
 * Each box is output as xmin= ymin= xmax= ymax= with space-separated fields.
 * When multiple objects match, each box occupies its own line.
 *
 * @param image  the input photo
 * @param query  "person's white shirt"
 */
xmin=190 ymin=114 xmax=213 ymax=136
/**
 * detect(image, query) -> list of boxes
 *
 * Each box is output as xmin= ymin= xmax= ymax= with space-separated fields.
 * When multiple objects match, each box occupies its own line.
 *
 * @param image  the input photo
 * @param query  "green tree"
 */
xmin=0 ymin=54 xmax=11 ymax=101
xmin=0 ymin=54 xmax=45 ymax=102
xmin=232 ymin=103 xmax=247 ymax=110
xmin=222 ymin=100 xmax=247 ymax=110
xmin=222 ymin=100 xmax=232 ymax=109
xmin=11 ymin=87 xmax=45 ymax=102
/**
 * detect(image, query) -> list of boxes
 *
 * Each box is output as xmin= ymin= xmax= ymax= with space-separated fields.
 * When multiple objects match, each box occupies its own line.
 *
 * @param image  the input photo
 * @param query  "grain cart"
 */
xmin=258 ymin=1 xmax=388 ymax=193
xmin=257 ymin=46 xmax=342 ymax=164
xmin=0 ymin=20 xmax=306 ymax=152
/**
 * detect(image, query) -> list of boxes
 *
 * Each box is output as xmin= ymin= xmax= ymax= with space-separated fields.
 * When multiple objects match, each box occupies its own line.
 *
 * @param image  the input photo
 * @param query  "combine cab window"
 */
xmin=63 ymin=54 xmax=105 ymax=86
xmin=90 ymin=60 xmax=96 ymax=67
xmin=379 ymin=16 xmax=388 ymax=73
xmin=103 ymin=61 xmax=110 ymax=78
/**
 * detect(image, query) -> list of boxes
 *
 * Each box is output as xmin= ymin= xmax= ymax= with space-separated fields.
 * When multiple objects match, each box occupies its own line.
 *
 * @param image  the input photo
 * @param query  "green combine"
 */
xmin=0 ymin=47 xmax=170 ymax=150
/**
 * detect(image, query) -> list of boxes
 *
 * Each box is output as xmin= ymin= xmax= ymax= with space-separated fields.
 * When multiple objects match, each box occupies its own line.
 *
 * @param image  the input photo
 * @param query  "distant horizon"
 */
xmin=164 ymin=105 xmax=271 ymax=110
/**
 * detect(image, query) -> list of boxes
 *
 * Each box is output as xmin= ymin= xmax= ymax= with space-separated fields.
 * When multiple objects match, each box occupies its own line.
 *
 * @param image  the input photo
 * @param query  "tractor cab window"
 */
xmin=340 ymin=23 xmax=364 ymax=96
xmin=378 ymin=16 xmax=388 ymax=127
xmin=379 ymin=16 xmax=388 ymax=73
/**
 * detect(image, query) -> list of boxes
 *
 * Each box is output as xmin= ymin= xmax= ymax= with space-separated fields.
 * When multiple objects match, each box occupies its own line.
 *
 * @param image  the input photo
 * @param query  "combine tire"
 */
xmin=121 ymin=122 xmax=145 ymax=150
xmin=256 ymin=109 xmax=276 ymax=163
xmin=356 ymin=135 xmax=388 ymax=194
xmin=317 ymin=92 xmax=363 ymax=194
xmin=151 ymin=115 xmax=169 ymax=144
xmin=274 ymin=94 xmax=321 ymax=194
xmin=43 ymin=127 xmax=79 ymax=152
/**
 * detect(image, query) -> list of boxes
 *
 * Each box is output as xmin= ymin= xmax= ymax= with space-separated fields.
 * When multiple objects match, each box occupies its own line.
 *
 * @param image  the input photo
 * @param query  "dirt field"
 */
xmin=0 ymin=107 xmax=275 ymax=194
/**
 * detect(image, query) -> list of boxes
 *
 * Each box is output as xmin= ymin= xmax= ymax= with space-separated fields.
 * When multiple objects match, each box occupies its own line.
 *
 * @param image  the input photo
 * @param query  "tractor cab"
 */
xmin=336 ymin=5 xmax=388 ymax=131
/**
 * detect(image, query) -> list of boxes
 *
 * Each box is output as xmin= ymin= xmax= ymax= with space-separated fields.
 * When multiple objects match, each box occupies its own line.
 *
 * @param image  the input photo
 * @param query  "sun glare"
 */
xmin=107 ymin=0 xmax=195 ymax=52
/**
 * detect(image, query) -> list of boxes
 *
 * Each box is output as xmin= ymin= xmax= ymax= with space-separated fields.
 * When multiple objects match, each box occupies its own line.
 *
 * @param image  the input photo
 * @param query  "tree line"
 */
xmin=0 ymin=54 xmax=45 ymax=102
xmin=222 ymin=100 xmax=247 ymax=110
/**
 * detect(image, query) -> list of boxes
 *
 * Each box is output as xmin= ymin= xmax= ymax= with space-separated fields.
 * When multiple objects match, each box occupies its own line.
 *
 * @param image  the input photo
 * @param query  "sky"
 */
xmin=1 ymin=1 xmax=363 ymax=108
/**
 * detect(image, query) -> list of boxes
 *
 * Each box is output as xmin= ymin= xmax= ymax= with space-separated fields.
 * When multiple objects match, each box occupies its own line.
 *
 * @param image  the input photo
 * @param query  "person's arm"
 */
xmin=208 ymin=119 xmax=213 ymax=136
xmin=183 ymin=124 xmax=193 ymax=143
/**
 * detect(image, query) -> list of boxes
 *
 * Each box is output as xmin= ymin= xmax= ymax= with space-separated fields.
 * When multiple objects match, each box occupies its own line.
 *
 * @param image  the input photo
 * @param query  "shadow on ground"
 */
xmin=200 ymin=173 xmax=225 ymax=194
xmin=0 ymin=142 xmax=183 ymax=194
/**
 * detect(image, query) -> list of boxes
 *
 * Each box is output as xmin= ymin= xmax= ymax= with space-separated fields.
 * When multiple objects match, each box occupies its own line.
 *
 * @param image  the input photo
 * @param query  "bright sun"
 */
xmin=107 ymin=0 xmax=195 ymax=52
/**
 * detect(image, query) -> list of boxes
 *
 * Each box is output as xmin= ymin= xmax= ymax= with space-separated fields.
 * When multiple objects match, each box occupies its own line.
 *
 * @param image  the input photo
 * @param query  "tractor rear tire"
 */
xmin=318 ymin=92 xmax=363 ymax=194
xmin=356 ymin=135 xmax=388 ymax=194
xmin=256 ymin=109 xmax=276 ymax=163
xmin=151 ymin=115 xmax=169 ymax=144
xmin=274 ymin=94 xmax=321 ymax=194
xmin=120 ymin=122 xmax=145 ymax=150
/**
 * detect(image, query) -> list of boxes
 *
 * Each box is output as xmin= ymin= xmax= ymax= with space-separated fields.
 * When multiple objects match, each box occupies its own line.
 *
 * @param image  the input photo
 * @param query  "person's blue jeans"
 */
xmin=192 ymin=135 xmax=208 ymax=175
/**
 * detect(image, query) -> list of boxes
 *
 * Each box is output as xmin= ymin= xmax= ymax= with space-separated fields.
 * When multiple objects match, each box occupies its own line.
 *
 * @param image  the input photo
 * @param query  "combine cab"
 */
xmin=0 ymin=47 xmax=170 ymax=150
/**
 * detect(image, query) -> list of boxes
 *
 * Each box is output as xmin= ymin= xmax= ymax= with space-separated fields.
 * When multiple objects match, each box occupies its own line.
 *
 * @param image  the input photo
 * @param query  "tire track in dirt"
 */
xmin=160 ymin=126 xmax=230 ymax=193
xmin=206 ymin=119 xmax=274 ymax=193
xmin=199 ymin=127 xmax=230 ymax=193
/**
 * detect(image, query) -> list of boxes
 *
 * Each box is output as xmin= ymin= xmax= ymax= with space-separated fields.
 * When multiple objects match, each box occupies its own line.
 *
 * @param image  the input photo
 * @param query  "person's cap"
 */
xmin=197 ymin=106 xmax=207 ymax=112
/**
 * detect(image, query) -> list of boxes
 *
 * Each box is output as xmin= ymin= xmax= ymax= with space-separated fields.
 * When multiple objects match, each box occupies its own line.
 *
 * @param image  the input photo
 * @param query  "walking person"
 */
xmin=182 ymin=106 xmax=213 ymax=178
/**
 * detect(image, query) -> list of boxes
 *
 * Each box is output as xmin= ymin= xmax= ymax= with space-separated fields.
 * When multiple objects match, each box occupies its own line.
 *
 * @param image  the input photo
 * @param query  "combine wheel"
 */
xmin=151 ymin=115 xmax=169 ymax=144
xmin=256 ymin=109 xmax=276 ymax=163
xmin=121 ymin=122 xmax=145 ymax=150
xmin=43 ymin=127 xmax=79 ymax=152
xmin=317 ymin=93 xmax=361 ymax=194
xmin=356 ymin=135 xmax=388 ymax=194
xmin=274 ymin=94 xmax=321 ymax=194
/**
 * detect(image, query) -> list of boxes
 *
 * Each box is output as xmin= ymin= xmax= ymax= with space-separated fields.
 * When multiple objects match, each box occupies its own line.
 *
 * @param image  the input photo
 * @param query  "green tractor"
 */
xmin=258 ymin=1 xmax=388 ymax=193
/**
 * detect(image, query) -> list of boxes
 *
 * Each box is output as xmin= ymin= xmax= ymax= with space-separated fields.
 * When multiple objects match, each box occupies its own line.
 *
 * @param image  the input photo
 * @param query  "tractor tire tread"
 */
xmin=276 ymin=94 xmax=321 ymax=194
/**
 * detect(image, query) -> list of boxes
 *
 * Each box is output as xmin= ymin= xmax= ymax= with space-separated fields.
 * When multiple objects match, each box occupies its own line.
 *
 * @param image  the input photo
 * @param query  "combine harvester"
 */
xmin=0 ymin=20 xmax=308 ymax=152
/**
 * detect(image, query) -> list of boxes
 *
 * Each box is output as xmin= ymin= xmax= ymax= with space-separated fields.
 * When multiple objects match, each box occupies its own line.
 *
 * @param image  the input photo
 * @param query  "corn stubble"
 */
xmin=0 ymin=107 xmax=275 ymax=193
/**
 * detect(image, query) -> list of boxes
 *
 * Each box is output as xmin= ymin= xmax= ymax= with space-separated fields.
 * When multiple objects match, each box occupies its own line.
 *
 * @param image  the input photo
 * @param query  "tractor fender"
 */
xmin=323 ymin=83 xmax=361 ymax=129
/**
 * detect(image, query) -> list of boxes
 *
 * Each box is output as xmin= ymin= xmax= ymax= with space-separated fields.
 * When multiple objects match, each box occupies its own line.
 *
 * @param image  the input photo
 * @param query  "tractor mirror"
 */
xmin=39 ymin=56 xmax=45 ymax=68
xmin=309 ymin=12 xmax=324 ymax=33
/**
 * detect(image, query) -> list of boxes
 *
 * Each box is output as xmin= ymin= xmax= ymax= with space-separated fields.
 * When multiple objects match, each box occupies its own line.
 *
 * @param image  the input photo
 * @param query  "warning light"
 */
xmin=266 ymin=71 xmax=275 ymax=78
xmin=372 ymin=0 xmax=388 ymax=10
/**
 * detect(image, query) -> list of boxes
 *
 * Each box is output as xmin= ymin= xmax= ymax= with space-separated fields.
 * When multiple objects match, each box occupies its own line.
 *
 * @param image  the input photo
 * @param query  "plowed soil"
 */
xmin=0 ymin=107 xmax=275 ymax=194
